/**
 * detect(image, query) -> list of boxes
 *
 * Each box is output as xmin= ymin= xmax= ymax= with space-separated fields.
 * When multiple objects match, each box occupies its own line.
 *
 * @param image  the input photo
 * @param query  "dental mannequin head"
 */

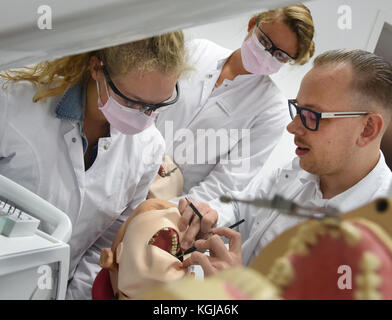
xmin=99 ymin=199 xmax=187 ymax=299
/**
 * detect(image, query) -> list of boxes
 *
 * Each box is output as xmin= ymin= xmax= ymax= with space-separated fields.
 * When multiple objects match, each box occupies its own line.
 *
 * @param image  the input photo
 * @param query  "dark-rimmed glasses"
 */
xmin=254 ymin=25 xmax=297 ymax=63
xmin=288 ymin=99 xmax=370 ymax=131
xmin=102 ymin=65 xmax=180 ymax=113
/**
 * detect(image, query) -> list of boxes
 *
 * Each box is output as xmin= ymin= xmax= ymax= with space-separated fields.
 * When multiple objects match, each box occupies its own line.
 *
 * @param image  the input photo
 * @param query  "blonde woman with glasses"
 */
xmin=0 ymin=32 xmax=187 ymax=299
xmin=155 ymin=4 xmax=316 ymax=210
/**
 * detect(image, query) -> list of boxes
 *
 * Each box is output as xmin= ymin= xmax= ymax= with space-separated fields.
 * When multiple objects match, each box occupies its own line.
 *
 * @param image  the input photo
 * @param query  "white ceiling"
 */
xmin=0 ymin=0 xmax=297 ymax=71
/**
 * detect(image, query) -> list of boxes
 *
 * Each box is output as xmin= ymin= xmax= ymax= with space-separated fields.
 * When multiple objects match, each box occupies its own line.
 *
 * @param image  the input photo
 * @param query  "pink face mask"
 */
xmin=241 ymin=31 xmax=284 ymax=75
xmin=96 ymin=79 xmax=158 ymax=135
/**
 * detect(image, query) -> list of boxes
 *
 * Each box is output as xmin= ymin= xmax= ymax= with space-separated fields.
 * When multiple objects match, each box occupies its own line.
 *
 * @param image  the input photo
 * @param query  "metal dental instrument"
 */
xmin=219 ymin=194 xmax=340 ymax=220
xmin=164 ymin=166 xmax=178 ymax=177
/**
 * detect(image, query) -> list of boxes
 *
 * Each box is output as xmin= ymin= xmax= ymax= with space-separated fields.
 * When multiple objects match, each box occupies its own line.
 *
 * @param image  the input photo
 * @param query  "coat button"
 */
xmin=72 ymin=137 xmax=76 ymax=143
xmin=207 ymin=74 xmax=213 ymax=78
xmin=103 ymin=144 xmax=109 ymax=150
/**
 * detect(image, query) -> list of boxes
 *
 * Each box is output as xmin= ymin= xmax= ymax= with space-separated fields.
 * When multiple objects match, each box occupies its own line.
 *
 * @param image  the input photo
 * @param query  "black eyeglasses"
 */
xmin=255 ymin=25 xmax=297 ymax=63
xmin=102 ymin=65 xmax=180 ymax=112
xmin=288 ymin=99 xmax=370 ymax=131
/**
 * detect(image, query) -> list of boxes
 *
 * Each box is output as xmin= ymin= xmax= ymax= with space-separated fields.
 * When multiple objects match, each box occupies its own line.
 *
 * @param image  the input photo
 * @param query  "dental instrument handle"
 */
xmin=178 ymin=219 xmax=245 ymax=258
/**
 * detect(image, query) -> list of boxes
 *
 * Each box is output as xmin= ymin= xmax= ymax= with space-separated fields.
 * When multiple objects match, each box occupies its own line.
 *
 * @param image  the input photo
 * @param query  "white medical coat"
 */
xmin=0 ymin=80 xmax=164 ymax=299
xmin=210 ymin=153 xmax=392 ymax=266
xmin=156 ymin=39 xmax=290 ymax=202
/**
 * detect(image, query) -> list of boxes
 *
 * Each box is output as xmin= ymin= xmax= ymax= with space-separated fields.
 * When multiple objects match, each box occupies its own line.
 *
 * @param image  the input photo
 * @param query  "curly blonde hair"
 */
xmin=255 ymin=3 xmax=315 ymax=65
xmin=1 ymin=31 xmax=186 ymax=102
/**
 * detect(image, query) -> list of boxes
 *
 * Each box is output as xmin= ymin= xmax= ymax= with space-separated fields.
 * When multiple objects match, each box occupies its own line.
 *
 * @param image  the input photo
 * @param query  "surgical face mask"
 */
xmin=241 ymin=31 xmax=284 ymax=75
xmin=96 ymin=79 xmax=158 ymax=135
xmin=116 ymin=207 xmax=186 ymax=298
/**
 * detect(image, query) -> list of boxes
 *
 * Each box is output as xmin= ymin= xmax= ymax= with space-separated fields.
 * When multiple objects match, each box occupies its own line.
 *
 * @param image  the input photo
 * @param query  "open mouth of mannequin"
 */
xmin=148 ymin=227 xmax=182 ymax=260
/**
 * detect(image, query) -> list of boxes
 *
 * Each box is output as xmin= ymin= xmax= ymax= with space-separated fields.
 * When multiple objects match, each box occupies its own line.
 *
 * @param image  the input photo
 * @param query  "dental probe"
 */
xmin=219 ymin=194 xmax=340 ymax=220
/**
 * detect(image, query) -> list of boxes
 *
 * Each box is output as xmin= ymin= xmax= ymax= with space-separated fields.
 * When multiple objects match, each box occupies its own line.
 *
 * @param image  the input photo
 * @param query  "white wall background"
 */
xmin=183 ymin=0 xmax=392 ymax=172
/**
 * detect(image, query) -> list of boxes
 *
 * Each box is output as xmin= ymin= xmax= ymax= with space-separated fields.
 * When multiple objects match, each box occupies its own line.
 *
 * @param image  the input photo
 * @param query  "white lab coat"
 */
xmin=210 ymin=153 xmax=392 ymax=266
xmin=156 ymin=39 xmax=290 ymax=202
xmin=0 ymin=80 xmax=164 ymax=299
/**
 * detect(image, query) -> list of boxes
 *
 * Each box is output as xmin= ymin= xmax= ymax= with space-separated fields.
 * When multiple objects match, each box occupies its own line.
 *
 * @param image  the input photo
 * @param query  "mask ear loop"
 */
xmin=96 ymin=60 xmax=111 ymax=106
xmin=95 ymin=80 xmax=102 ymax=104
xmin=95 ymin=79 xmax=110 ymax=108
xmin=101 ymin=61 xmax=111 ymax=98
xmin=102 ymin=77 xmax=111 ymax=99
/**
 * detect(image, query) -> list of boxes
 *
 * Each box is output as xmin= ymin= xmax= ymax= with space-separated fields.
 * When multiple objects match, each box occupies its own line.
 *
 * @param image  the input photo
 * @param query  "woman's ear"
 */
xmin=357 ymin=113 xmax=384 ymax=147
xmin=89 ymin=56 xmax=102 ymax=81
xmin=247 ymin=16 xmax=258 ymax=33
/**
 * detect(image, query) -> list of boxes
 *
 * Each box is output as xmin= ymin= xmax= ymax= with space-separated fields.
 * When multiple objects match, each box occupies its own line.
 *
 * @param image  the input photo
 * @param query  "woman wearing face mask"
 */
xmin=155 ymin=4 xmax=315 ymax=203
xmin=0 ymin=31 xmax=186 ymax=299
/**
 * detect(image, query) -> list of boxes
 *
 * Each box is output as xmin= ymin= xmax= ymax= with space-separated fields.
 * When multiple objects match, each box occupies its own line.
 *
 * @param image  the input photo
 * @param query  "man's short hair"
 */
xmin=314 ymin=49 xmax=392 ymax=119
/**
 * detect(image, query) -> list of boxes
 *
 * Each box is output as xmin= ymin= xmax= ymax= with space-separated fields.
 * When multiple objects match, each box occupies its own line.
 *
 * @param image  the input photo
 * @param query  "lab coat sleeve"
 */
xmin=95 ymin=129 xmax=166 ymax=248
xmin=126 ymin=134 xmax=166 ymax=214
xmin=93 ymin=131 xmax=166 ymax=249
xmin=207 ymin=164 xmax=282 ymax=240
xmin=66 ymin=130 xmax=165 ymax=300
xmin=185 ymin=103 xmax=290 ymax=202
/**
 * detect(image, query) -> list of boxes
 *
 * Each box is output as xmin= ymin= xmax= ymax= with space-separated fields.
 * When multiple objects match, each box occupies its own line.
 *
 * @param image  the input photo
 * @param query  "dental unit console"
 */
xmin=0 ymin=174 xmax=72 ymax=299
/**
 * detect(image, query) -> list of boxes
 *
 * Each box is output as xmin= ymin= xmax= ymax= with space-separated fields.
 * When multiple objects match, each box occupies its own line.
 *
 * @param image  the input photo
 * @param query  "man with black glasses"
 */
xmin=178 ymin=49 xmax=392 ymax=275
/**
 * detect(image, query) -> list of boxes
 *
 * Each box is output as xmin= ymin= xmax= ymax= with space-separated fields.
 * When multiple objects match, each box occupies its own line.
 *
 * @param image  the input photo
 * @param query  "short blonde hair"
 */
xmin=314 ymin=49 xmax=392 ymax=118
xmin=1 ymin=31 xmax=186 ymax=102
xmin=255 ymin=3 xmax=315 ymax=65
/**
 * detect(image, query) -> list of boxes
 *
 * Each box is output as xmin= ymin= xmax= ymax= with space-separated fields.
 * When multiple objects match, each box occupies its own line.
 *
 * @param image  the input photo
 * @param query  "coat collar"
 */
xmin=291 ymin=152 xmax=390 ymax=211
xmin=55 ymin=81 xmax=86 ymax=122
xmin=55 ymin=81 xmax=88 ymax=152
xmin=330 ymin=151 xmax=389 ymax=209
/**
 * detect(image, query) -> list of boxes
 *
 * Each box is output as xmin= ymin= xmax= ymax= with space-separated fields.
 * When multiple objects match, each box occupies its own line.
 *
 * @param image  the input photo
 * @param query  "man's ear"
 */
xmin=357 ymin=113 xmax=384 ymax=147
xmin=100 ymin=248 xmax=118 ymax=272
